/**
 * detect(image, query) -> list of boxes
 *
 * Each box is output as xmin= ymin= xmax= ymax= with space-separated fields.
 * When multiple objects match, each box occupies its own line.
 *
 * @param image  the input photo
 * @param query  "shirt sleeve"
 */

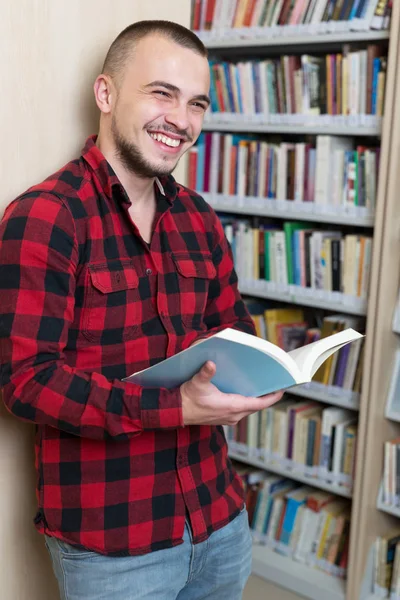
xmin=202 ymin=208 xmax=256 ymax=337
xmin=0 ymin=193 xmax=183 ymax=440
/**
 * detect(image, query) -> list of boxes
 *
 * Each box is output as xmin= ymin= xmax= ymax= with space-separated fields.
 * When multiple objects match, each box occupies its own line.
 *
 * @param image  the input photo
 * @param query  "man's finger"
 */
xmin=194 ymin=361 xmax=216 ymax=384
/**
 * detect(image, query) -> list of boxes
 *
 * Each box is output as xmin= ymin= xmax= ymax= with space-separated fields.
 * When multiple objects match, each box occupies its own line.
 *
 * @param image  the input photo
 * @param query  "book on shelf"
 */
xmin=190 ymin=133 xmax=380 ymax=210
xmin=226 ymin=396 xmax=359 ymax=487
xmin=204 ymin=50 xmax=387 ymax=119
xmin=373 ymin=531 xmax=400 ymax=598
xmin=124 ymin=326 xmax=363 ymax=397
xmin=218 ymin=215 xmax=372 ymax=299
xmin=191 ymin=0 xmax=392 ymax=33
xmin=234 ymin=462 xmax=352 ymax=578
xmin=382 ymin=437 xmax=400 ymax=507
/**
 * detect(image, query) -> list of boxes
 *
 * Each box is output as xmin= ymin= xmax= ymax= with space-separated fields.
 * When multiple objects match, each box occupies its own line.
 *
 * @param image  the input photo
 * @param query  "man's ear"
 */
xmin=93 ymin=74 xmax=114 ymax=114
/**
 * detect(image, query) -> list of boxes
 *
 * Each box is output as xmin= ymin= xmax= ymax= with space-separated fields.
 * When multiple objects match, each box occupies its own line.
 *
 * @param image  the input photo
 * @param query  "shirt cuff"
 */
xmin=139 ymin=386 xmax=183 ymax=430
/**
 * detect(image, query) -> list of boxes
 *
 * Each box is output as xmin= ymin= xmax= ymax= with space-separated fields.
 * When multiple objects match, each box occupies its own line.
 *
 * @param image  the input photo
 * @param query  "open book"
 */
xmin=124 ymin=327 xmax=364 ymax=397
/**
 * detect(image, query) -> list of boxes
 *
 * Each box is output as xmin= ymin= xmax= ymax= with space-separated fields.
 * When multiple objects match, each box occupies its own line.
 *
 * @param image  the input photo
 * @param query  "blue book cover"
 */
xmin=235 ymin=66 xmax=243 ymax=114
xmin=208 ymin=61 xmax=219 ymax=113
xmin=124 ymin=327 xmax=363 ymax=396
xmin=279 ymin=488 xmax=310 ymax=546
xmin=222 ymin=62 xmax=235 ymax=113
xmin=195 ymin=134 xmax=205 ymax=192
xmin=372 ymin=58 xmax=381 ymax=115
xmin=349 ymin=0 xmax=362 ymax=20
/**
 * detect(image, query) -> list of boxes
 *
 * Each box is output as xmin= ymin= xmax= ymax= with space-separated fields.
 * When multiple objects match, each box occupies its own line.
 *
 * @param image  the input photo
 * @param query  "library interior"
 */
xmin=0 ymin=1 xmax=399 ymax=599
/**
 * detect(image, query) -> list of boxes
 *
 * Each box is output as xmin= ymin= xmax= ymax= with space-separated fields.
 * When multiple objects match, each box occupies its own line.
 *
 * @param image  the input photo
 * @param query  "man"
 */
xmin=0 ymin=20 xmax=283 ymax=600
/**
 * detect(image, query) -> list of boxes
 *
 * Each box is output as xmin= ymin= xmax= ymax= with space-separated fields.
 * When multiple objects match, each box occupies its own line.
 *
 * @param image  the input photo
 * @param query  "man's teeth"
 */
xmin=149 ymin=132 xmax=181 ymax=147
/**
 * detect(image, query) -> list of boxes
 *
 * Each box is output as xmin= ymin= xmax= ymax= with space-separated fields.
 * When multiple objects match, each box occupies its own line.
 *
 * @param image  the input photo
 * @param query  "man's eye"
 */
xmin=192 ymin=102 xmax=206 ymax=110
xmin=154 ymin=90 xmax=170 ymax=97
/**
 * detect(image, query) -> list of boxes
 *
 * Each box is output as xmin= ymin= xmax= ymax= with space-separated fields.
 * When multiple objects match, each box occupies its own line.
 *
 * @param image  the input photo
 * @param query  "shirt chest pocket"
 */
xmin=172 ymin=252 xmax=216 ymax=330
xmin=82 ymin=260 xmax=140 ymax=343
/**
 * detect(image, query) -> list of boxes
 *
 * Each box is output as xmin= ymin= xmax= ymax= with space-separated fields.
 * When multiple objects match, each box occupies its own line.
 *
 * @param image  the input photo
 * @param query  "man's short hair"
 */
xmin=102 ymin=20 xmax=208 ymax=86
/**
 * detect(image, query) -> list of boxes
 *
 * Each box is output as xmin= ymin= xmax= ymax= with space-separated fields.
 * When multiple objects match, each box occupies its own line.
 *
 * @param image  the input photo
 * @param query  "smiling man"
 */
xmin=0 ymin=20 xmax=283 ymax=600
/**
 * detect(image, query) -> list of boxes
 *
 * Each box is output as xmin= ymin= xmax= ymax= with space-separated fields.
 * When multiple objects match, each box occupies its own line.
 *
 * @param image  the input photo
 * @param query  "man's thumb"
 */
xmin=197 ymin=361 xmax=216 ymax=383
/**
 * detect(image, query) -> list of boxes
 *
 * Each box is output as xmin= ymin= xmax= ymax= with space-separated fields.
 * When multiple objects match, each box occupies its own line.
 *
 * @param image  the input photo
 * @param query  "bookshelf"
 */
xmin=203 ymin=192 xmax=375 ymax=226
xmin=202 ymin=116 xmax=382 ymax=137
xmin=229 ymin=444 xmax=353 ymax=498
xmin=190 ymin=1 xmax=398 ymax=599
xmin=198 ymin=29 xmax=390 ymax=50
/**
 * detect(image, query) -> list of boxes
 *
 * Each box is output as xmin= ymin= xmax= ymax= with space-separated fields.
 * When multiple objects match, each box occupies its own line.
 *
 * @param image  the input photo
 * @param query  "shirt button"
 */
xmin=146 ymin=268 xmax=152 ymax=275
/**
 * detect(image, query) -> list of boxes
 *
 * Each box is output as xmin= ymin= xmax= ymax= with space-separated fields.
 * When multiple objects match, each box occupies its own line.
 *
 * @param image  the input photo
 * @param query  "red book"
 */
xmin=205 ymin=0 xmax=217 ymax=30
xmin=192 ymin=0 xmax=202 ymax=30
xmin=243 ymin=0 xmax=258 ymax=27
xmin=188 ymin=149 xmax=198 ymax=191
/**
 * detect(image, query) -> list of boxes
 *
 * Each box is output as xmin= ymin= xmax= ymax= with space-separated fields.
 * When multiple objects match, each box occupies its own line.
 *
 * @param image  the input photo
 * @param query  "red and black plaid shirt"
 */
xmin=0 ymin=135 xmax=255 ymax=556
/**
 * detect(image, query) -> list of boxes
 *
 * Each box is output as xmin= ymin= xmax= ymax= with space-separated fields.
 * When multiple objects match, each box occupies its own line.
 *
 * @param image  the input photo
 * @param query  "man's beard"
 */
xmin=111 ymin=115 xmax=178 ymax=179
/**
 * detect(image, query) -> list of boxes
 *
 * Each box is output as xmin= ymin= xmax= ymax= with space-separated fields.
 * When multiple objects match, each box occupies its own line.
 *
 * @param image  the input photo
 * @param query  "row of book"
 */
xmin=237 ymin=464 xmax=351 ymax=578
xmin=191 ymin=0 xmax=391 ymax=32
xmin=226 ymin=396 xmax=359 ymax=487
xmin=373 ymin=531 xmax=400 ymax=599
xmin=190 ymin=133 xmax=379 ymax=209
xmin=247 ymin=310 xmax=364 ymax=390
xmin=207 ymin=49 xmax=386 ymax=118
xmin=382 ymin=437 xmax=400 ymax=508
xmin=221 ymin=217 xmax=373 ymax=298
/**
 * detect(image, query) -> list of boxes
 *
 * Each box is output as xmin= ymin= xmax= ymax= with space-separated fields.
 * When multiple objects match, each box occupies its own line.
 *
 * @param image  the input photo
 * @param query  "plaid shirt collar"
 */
xmin=81 ymin=134 xmax=178 ymax=205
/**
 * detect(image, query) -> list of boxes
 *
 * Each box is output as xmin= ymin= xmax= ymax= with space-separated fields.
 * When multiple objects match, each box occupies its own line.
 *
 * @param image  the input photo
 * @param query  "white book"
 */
xmin=315 ymin=136 xmax=354 ymax=204
xmin=295 ymin=143 xmax=306 ymax=202
xmin=237 ymin=142 xmax=248 ymax=197
xmin=277 ymin=143 xmax=289 ymax=200
xmin=359 ymin=50 xmax=368 ymax=116
xmin=303 ymin=0 xmax=320 ymax=24
xmin=360 ymin=0 xmax=380 ymax=30
xmin=126 ymin=328 xmax=364 ymax=397
xmin=223 ymin=134 xmax=233 ymax=195
xmin=332 ymin=149 xmax=346 ymax=206
xmin=259 ymin=60 xmax=270 ymax=116
xmin=247 ymin=411 xmax=259 ymax=449
xmin=310 ymin=0 xmax=329 ymax=25
xmin=225 ymin=0 xmax=238 ymax=29
xmin=274 ymin=231 xmax=289 ymax=286
xmin=209 ymin=133 xmax=221 ymax=194
xmin=384 ymin=441 xmax=391 ymax=503
xmin=211 ymin=0 xmax=225 ymax=30
xmin=293 ymin=507 xmax=313 ymax=562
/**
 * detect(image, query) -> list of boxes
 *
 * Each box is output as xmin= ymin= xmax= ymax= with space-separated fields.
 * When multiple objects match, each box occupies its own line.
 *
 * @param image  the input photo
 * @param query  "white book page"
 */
xmin=287 ymin=328 xmax=364 ymax=381
xmin=216 ymin=328 xmax=303 ymax=382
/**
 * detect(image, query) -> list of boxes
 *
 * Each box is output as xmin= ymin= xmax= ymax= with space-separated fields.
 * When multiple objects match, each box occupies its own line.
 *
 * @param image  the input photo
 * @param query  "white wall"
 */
xmin=0 ymin=2 xmax=190 ymax=598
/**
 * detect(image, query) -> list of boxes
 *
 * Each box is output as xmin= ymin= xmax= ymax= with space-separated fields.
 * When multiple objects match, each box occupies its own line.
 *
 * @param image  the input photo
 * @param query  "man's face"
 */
xmin=110 ymin=34 xmax=210 ymax=179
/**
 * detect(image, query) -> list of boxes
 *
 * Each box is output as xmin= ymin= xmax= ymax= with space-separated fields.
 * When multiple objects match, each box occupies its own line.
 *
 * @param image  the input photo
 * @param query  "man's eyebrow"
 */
xmin=145 ymin=80 xmax=211 ymax=106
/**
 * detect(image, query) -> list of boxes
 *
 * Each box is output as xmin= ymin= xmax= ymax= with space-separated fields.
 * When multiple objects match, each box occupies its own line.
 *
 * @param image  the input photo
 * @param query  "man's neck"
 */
xmin=96 ymin=134 xmax=156 ymax=209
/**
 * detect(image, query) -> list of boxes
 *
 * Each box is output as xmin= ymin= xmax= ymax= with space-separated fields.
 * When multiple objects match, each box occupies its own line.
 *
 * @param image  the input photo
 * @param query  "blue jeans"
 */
xmin=45 ymin=507 xmax=252 ymax=600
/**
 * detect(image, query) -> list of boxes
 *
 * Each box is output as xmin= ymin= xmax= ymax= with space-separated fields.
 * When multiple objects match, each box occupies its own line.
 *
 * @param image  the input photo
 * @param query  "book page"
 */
xmin=287 ymin=328 xmax=364 ymax=380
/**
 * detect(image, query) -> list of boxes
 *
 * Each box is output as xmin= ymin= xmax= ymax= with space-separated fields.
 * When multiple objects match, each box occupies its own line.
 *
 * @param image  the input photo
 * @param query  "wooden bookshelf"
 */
xmin=190 ymin=3 xmax=399 ymax=598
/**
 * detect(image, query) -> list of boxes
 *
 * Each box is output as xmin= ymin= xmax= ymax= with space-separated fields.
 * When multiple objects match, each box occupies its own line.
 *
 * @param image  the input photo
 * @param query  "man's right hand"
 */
xmin=180 ymin=361 xmax=284 ymax=427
